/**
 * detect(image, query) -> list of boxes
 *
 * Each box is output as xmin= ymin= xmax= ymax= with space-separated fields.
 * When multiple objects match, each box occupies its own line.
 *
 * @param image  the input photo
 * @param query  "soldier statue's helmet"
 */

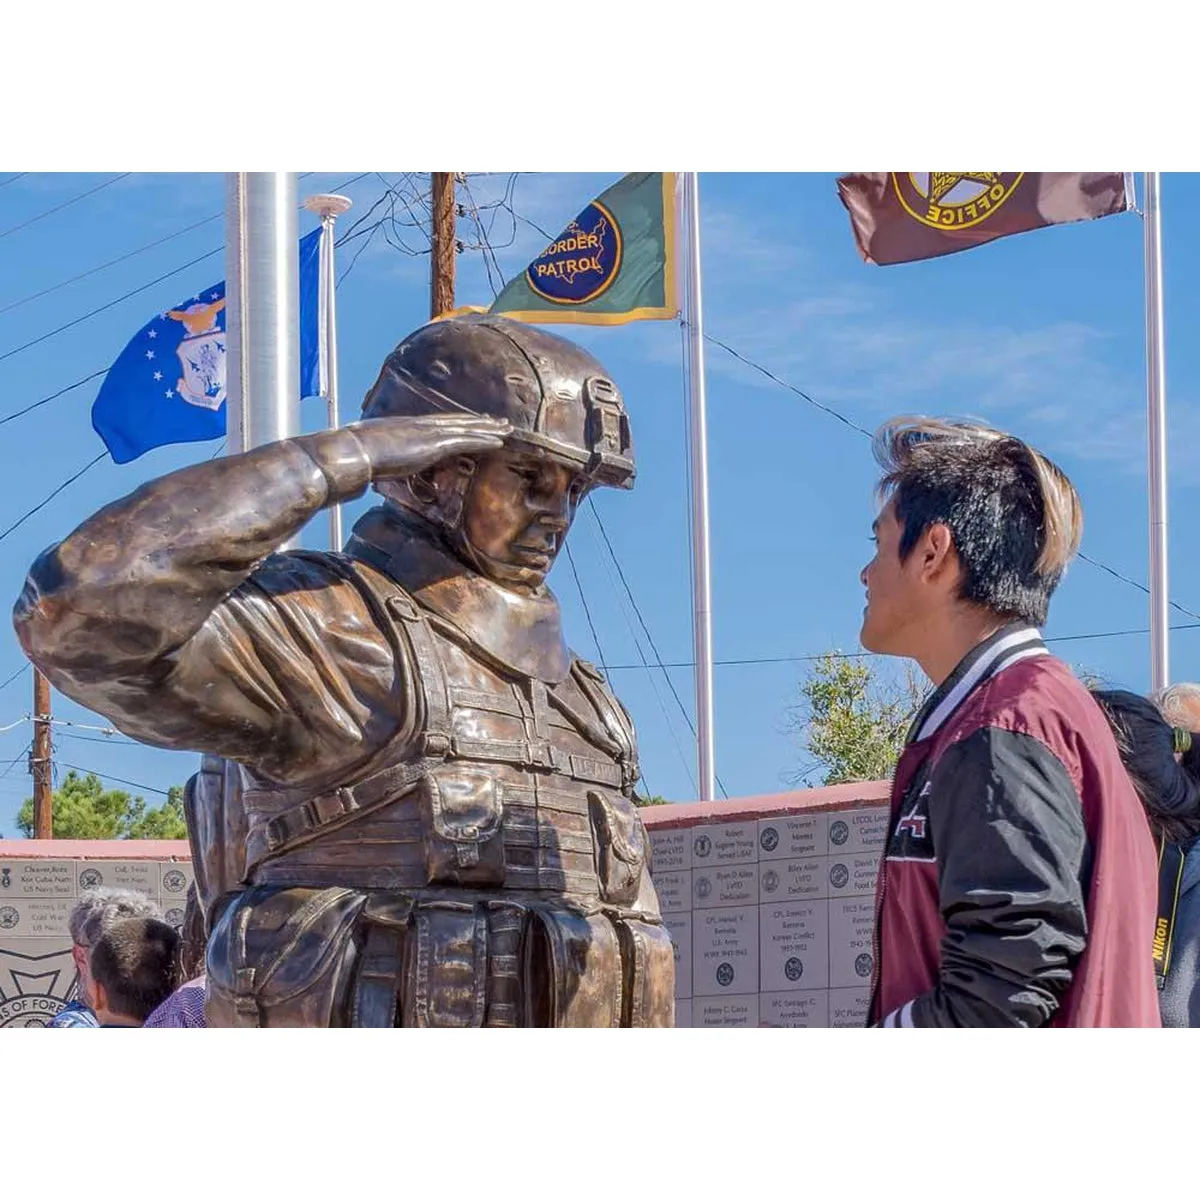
xmin=361 ymin=314 xmax=635 ymax=489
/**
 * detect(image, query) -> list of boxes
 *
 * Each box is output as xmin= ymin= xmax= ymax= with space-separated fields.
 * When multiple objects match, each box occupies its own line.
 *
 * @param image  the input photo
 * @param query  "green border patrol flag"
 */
xmin=448 ymin=173 xmax=679 ymax=326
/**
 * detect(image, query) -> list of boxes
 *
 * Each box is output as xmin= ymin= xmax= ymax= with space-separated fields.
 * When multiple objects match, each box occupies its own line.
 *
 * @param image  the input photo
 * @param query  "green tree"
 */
xmin=632 ymin=793 xmax=668 ymax=808
xmin=787 ymin=653 xmax=927 ymax=787
xmin=126 ymin=786 xmax=187 ymax=839
xmin=17 ymin=771 xmax=187 ymax=839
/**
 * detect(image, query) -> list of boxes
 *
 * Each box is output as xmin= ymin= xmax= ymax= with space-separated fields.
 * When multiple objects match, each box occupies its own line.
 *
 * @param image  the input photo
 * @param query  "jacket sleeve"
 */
xmin=880 ymin=726 xmax=1089 ymax=1028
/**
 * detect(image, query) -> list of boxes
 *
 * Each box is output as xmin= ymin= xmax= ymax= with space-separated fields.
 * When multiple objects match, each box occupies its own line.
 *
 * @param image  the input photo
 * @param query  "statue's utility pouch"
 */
xmin=401 ymin=904 xmax=488 ymax=1028
xmin=205 ymin=885 xmax=365 ymax=1028
xmin=524 ymin=907 xmax=622 ymax=1027
xmin=587 ymin=790 xmax=647 ymax=906
xmin=613 ymin=915 xmax=676 ymax=1028
xmin=421 ymin=766 xmax=506 ymax=886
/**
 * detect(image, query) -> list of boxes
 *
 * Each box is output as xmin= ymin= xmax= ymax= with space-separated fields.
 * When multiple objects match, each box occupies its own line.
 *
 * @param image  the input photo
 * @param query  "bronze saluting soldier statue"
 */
xmin=14 ymin=314 xmax=674 ymax=1027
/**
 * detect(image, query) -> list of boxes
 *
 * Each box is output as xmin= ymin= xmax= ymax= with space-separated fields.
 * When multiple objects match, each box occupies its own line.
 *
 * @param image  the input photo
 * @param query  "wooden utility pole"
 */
xmin=31 ymin=670 xmax=53 ymax=838
xmin=430 ymin=172 xmax=457 ymax=320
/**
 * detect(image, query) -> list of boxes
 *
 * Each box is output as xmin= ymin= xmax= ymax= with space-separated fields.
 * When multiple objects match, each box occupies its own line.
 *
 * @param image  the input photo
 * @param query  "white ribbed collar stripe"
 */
xmin=914 ymin=626 xmax=1047 ymax=743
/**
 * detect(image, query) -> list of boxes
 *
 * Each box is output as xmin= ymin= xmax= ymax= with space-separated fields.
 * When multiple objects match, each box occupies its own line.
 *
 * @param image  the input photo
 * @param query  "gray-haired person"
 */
xmin=47 ymin=887 xmax=162 ymax=1028
xmin=1093 ymin=682 xmax=1200 ymax=1027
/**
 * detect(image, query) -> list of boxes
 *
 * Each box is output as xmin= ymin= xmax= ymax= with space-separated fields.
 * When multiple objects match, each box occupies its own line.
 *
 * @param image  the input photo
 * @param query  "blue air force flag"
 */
xmin=92 ymin=229 xmax=323 ymax=464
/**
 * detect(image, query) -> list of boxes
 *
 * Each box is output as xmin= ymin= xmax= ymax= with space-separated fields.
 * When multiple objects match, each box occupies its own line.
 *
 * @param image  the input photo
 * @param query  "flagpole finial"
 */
xmin=303 ymin=193 xmax=353 ymax=219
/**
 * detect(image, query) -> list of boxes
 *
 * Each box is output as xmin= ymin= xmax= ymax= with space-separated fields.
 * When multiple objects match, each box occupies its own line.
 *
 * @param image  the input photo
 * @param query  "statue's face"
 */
xmin=460 ymin=447 xmax=588 ymax=591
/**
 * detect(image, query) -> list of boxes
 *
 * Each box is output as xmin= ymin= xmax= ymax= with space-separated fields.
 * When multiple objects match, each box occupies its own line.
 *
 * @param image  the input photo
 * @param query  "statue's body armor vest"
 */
xmin=202 ymin=554 xmax=674 ymax=1028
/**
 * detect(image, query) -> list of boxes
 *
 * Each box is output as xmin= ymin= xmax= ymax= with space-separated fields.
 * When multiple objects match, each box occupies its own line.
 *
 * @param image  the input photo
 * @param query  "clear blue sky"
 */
xmin=0 ymin=170 xmax=1193 ymax=835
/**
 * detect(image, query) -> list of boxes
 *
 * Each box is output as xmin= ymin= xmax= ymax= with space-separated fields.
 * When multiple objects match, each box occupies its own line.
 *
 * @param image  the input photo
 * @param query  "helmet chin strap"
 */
xmin=384 ymin=472 xmax=504 ymax=582
xmin=379 ymin=458 xmax=555 ymax=593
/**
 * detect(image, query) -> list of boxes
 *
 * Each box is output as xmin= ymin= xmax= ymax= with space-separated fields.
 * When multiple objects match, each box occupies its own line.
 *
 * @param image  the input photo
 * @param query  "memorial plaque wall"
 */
xmin=0 ymin=845 xmax=193 ymax=1027
xmin=1 ymin=782 xmax=891 ymax=1028
xmin=641 ymin=784 xmax=891 ymax=1028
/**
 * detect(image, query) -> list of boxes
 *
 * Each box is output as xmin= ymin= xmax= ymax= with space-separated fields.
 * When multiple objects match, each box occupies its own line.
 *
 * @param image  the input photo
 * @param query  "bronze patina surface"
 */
xmin=15 ymin=314 xmax=674 ymax=1027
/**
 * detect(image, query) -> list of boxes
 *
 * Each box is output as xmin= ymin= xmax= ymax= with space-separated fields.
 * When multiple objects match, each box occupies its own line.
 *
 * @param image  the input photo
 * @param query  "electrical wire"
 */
xmin=0 ymin=173 xmax=131 ymax=242
xmin=0 ymin=451 xmax=106 ymax=544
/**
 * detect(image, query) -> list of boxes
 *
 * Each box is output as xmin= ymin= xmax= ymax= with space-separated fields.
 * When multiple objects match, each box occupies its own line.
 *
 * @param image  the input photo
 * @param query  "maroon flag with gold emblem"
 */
xmin=836 ymin=173 xmax=1134 ymax=266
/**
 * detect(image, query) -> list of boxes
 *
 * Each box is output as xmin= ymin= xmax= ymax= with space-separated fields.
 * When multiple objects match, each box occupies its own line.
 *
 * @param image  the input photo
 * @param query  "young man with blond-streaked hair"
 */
xmin=861 ymin=417 xmax=1160 ymax=1028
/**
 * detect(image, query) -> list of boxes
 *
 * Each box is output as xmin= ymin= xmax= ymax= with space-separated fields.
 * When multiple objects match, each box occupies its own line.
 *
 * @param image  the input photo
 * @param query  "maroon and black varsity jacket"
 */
xmin=869 ymin=624 xmax=1161 ymax=1028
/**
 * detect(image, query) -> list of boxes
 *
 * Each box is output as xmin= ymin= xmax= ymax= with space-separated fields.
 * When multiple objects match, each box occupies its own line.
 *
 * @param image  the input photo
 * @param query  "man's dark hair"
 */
xmin=90 ymin=917 xmax=180 ymax=1023
xmin=1092 ymin=687 xmax=1200 ymax=845
xmin=874 ymin=417 xmax=1083 ymax=626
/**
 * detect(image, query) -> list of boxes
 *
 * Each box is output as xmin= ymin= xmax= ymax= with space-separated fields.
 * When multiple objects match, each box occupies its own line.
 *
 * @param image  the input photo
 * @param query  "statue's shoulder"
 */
xmin=246 ymin=548 xmax=355 ymax=593
xmin=248 ymin=548 xmax=410 ymax=600
xmin=569 ymin=655 xmax=632 ymax=717
xmin=241 ymin=550 xmax=413 ymax=641
xmin=571 ymin=655 xmax=610 ymax=686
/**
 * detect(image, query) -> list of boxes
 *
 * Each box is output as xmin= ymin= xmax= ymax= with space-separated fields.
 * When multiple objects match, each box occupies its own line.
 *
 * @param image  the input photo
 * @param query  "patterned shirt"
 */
xmin=143 ymin=976 xmax=207 ymax=1028
xmin=47 ymin=998 xmax=99 ymax=1029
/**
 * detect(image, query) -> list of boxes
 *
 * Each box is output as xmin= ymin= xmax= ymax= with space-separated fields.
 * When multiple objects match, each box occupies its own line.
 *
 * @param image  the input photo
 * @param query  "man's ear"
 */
xmin=918 ymin=522 xmax=959 ymax=584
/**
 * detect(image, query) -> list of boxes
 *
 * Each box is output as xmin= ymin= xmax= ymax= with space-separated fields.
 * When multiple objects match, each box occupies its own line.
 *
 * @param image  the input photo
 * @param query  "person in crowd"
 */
xmin=144 ymin=884 xmax=207 ymax=1029
xmin=86 ymin=917 xmax=180 ymax=1028
xmin=1093 ymin=683 xmax=1200 ymax=1026
xmin=48 ymin=887 xmax=163 ymax=1028
xmin=860 ymin=416 xmax=1160 ymax=1027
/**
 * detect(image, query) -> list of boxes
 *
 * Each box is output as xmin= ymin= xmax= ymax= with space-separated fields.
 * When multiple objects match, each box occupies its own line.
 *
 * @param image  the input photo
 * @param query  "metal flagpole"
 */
xmin=225 ymin=172 xmax=300 ymax=455
xmin=303 ymin=193 xmax=353 ymax=550
xmin=215 ymin=172 xmax=301 ymax=817
xmin=681 ymin=172 xmax=716 ymax=802
xmin=1143 ymin=172 xmax=1169 ymax=693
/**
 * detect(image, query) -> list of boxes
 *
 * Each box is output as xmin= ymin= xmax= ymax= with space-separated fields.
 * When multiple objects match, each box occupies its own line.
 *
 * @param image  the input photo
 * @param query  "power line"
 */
xmin=0 ymin=451 xmax=106 ymax=544
xmin=563 ymin=542 xmax=608 ymax=673
xmin=700 ymin=327 xmax=874 ymax=438
xmin=0 ymin=245 xmax=223 ymax=366
xmin=0 ymin=173 xmax=131 ymax=243
xmin=0 ymin=173 xmax=29 ymax=189
xmin=337 ymin=220 xmax=384 ymax=288
xmin=57 ymin=762 xmax=172 ymax=797
xmin=1077 ymin=552 xmax=1200 ymax=622
xmin=54 ymin=730 xmax=141 ymax=747
xmin=587 ymin=498 xmax=731 ymax=799
xmin=0 ymin=171 xmax=374 ymax=375
xmin=588 ymin=512 xmax=699 ymax=795
xmin=0 ymin=740 xmax=31 ymax=782
xmin=698 ymin=325 xmax=1200 ymax=625
xmin=0 ymin=664 xmax=29 ymax=692
xmin=564 ymin=542 xmax=658 ymax=801
xmin=49 ymin=716 xmax=128 ymax=735
xmin=0 ymin=170 xmax=345 ymax=318
xmin=0 ymin=213 xmax=222 ymax=319
xmin=0 ymin=368 xmax=109 ymax=428
xmin=599 ymin=621 xmax=1200 ymax=672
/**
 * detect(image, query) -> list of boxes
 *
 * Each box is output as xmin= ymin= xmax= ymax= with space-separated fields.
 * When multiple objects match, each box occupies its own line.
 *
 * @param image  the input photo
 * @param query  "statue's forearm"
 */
xmin=13 ymin=427 xmax=373 ymax=676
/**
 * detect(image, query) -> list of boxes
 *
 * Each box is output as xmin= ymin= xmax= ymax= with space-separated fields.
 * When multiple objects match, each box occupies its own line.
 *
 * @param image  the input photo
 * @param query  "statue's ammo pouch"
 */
xmin=205 ymin=885 xmax=365 ymax=1028
xmin=184 ymin=755 xmax=250 ymax=932
xmin=524 ymin=907 xmax=623 ymax=1027
xmin=614 ymin=915 xmax=676 ymax=1028
xmin=401 ymin=904 xmax=489 ymax=1028
xmin=588 ymin=790 xmax=647 ymax=906
xmin=420 ymin=766 xmax=506 ymax=887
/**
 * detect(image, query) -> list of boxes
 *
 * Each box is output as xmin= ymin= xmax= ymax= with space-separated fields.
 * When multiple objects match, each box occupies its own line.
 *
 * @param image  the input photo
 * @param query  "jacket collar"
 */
xmin=907 ymin=622 xmax=1048 ymax=745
